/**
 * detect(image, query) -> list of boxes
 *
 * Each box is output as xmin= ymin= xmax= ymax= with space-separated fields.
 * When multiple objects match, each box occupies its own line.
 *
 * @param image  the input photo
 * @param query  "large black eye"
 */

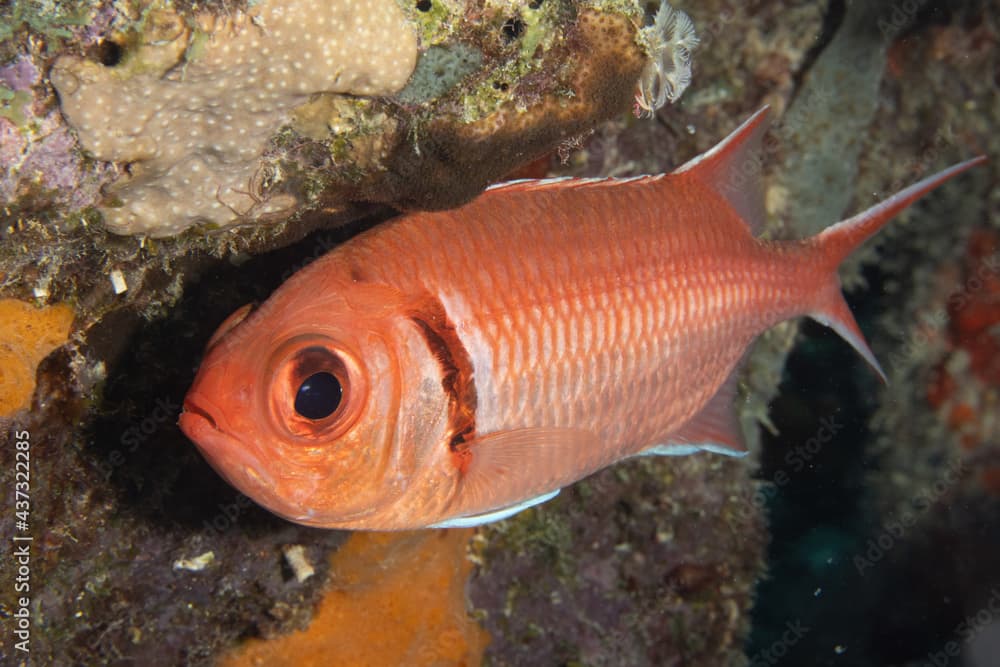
xmin=294 ymin=372 xmax=342 ymax=420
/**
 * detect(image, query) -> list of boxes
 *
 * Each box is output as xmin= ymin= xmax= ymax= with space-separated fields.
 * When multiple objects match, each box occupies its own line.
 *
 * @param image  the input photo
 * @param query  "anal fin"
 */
xmin=642 ymin=367 xmax=748 ymax=458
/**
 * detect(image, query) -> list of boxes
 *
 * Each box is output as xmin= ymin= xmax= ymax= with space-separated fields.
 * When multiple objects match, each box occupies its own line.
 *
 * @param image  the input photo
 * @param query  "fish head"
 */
xmin=179 ymin=280 xmax=455 ymax=529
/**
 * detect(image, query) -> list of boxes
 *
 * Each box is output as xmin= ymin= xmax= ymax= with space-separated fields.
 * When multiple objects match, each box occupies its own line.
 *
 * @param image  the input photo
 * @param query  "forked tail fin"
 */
xmin=808 ymin=156 xmax=987 ymax=382
xmin=816 ymin=157 xmax=986 ymax=268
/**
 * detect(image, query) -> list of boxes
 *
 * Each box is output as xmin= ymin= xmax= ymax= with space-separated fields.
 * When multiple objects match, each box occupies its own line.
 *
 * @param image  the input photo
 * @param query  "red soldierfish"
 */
xmin=180 ymin=107 xmax=984 ymax=530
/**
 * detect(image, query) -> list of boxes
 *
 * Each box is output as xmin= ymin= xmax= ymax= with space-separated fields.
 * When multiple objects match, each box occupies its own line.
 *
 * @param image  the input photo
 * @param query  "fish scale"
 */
xmin=180 ymin=107 xmax=985 ymax=529
xmin=353 ymin=177 xmax=778 ymax=455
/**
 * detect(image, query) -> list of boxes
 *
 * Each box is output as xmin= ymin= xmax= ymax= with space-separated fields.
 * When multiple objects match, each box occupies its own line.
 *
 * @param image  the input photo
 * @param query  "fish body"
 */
xmin=180 ymin=108 xmax=983 ymax=530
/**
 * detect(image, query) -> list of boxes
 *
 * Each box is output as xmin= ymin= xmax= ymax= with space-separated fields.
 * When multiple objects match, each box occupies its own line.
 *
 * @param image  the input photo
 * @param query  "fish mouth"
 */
xmin=179 ymin=399 xmax=217 ymax=432
xmin=178 ymin=393 xmax=225 ymax=443
xmin=179 ymin=395 xmax=371 ymax=529
xmin=179 ymin=394 xmax=275 ymax=493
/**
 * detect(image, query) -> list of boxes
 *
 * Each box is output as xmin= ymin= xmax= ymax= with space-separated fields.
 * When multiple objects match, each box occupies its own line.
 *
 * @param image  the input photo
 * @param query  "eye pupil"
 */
xmin=294 ymin=372 xmax=342 ymax=420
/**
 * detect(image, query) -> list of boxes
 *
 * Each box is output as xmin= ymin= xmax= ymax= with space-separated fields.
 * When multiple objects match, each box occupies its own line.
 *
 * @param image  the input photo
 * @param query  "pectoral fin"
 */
xmin=444 ymin=427 xmax=606 ymax=525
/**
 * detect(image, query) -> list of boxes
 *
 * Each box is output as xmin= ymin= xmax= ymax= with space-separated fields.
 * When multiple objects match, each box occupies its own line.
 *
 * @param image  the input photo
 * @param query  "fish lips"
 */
xmin=180 ymin=393 xmax=276 ymax=497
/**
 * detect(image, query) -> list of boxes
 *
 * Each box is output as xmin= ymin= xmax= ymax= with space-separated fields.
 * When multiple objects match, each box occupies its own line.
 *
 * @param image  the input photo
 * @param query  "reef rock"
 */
xmin=34 ymin=0 xmax=690 ymax=238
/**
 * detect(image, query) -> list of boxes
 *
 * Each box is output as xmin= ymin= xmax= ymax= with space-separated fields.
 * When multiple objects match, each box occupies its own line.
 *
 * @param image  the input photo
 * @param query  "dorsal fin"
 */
xmin=672 ymin=106 xmax=771 ymax=234
xmin=485 ymin=174 xmax=663 ymax=195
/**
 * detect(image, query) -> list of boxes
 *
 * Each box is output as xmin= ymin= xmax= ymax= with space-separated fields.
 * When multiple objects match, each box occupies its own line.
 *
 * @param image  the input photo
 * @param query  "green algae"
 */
xmin=0 ymin=0 xmax=92 ymax=53
xmin=0 ymin=86 xmax=32 ymax=126
xmin=395 ymin=0 xmax=458 ymax=47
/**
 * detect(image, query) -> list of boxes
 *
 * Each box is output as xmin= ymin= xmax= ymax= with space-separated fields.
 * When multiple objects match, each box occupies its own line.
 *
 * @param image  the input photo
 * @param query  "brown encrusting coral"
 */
xmin=347 ymin=8 xmax=649 ymax=212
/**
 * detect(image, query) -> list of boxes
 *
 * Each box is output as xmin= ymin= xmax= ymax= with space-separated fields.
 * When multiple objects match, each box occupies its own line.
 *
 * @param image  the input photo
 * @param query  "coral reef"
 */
xmin=0 ymin=299 xmax=74 ymax=416
xmin=1 ymin=54 xmax=114 ymax=214
xmin=50 ymin=0 xmax=418 ymax=236
xmin=743 ymin=3 xmax=999 ymax=665
xmin=862 ymin=0 xmax=998 ymax=549
xmin=218 ymin=529 xmax=489 ymax=667
xmin=7 ymin=0 xmax=997 ymax=666
xmin=925 ymin=229 xmax=1000 ymax=460
xmin=0 ymin=1 xmax=779 ymax=665
xmin=470 ymin=455 xmax=765 ymax=666
xmin=5 ymin=0 xmax=667 ymax=240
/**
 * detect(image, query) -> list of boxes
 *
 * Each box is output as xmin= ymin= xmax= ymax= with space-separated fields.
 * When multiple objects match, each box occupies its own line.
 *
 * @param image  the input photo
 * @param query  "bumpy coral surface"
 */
xmin=218 ymin=529 xmax=488 ymax=667
xmin=0 ymin=299 xmax=73 ymax=416
xmin=50 ymin=0 xmax=417 ymax=236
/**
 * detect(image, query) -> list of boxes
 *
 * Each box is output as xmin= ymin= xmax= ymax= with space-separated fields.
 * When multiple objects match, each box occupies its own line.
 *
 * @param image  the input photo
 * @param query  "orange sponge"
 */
xmin=218 ymin=529 xmax=489 ymax=667
xmin=0 ymin=299 xmax=74 ymax=417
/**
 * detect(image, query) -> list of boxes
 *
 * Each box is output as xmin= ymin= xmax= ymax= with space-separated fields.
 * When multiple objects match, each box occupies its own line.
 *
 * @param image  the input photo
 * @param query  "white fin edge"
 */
xmin=638 ymin=443 xmax=750 ymax=458
xmin=428 ymin=489 xmax=561 ymax=528
xmin=485 ymin=175 xmax=662 ymax=193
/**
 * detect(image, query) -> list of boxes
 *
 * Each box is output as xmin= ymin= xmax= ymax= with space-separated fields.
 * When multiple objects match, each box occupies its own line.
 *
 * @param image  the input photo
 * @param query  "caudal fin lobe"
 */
xmin=808 ymin=156 xmax=987 ymax=382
